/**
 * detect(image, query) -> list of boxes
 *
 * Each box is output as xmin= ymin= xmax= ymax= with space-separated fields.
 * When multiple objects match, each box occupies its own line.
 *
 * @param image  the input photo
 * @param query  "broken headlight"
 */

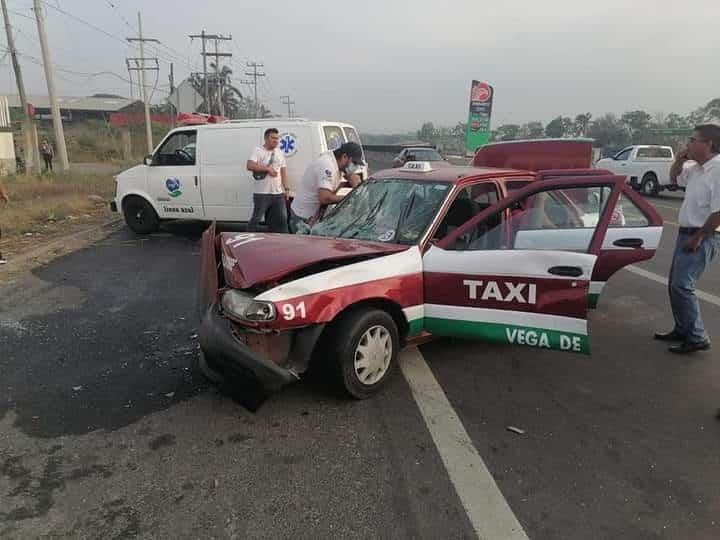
xmin=221 ymin=290 xmax=276 ymax=322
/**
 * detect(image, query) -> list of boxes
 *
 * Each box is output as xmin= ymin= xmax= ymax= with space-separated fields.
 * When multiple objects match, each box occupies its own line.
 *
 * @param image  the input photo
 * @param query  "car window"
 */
xmin=323 ymin=126 xmax=345 ymax=152
xmin=615 ymin=148 xmax=632 ymax=161
xmin=154 ymin=131 xmax=197 ymax=166
xmin=412 ymin=149 xmax=443 ymax=161
xmin=442 ymin=185 xmax=615 ymax=252
xmin=637 ymin=147 xmax=673 ymax=159
xmin=609 ymin=193 xmax=650 ymax=228
xmin=505 ymin=180 xmax=532 ymax=193
xmin=343 ymin=127 xmax=362 ymax=145
xmin=433 ymin=183 xmax=500 ymax=248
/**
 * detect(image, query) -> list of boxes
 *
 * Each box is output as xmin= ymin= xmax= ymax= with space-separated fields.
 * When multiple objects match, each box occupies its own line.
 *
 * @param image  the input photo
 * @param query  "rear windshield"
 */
xmin=505 ymin=180 xmax=532 ymax=193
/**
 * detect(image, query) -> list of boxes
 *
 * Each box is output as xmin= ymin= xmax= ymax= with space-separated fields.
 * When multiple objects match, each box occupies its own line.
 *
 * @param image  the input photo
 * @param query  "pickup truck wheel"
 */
xmin=123 ymin=195 xmax=159 ymax=234
xmin=330 ymin=308 xmax=399 ymax=400
xmin=641 ymin=173 xmax=659 ymax=196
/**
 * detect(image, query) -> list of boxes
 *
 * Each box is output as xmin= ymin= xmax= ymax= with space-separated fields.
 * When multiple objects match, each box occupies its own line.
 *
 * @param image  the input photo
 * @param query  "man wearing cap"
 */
xmin=289 ymin=141 xmax=365 ymax=233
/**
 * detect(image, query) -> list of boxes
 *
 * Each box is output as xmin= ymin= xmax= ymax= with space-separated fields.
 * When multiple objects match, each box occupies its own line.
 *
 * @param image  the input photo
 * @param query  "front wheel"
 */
xmin=330 ymin=308 xmax=399 ymax=399
xmin=123 ymin=196 xmax=160 ymax=234
xmin=641 ymin=173 xmax=659 ymax=196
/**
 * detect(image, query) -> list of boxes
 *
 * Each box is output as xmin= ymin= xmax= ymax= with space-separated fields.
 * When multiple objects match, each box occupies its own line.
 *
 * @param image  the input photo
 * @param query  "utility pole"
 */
xmin=33 ymin=0 xmax=69 ymax=171
xmin=125 ymin=59 xmax=134 ymax=100
xmin=206 ymin=39 xmax=232 ymax=116
xmin=245 ymin=62 xmax=265 ymax=118
xmin=280 ymin=95 xmax=295 ymax=118
xmin=189 ymin=31 xmax=231 ymax=116
xmin=1 ymin=0 xmax=40 ymax=174
xmin=169 ymin=63 xmax=176 ymax=128
xmin=126 ymin=57 xmax=158 ymax=144
xmin=127 ymin=12 xmax=159 ymax=155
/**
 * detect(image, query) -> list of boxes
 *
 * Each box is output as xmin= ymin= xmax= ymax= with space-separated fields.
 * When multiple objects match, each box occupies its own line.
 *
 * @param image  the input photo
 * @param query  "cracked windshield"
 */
xmin=307 ymin=179 xmax=450 ymax=244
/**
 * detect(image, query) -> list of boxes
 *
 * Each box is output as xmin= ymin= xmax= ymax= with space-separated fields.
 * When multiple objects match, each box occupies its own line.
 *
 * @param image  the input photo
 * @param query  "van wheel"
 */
xmin=641 ymin=173 xmax=659 ymax=196
xmin=123 ymin=196 xmax=159 ymax=234
xmin=329 ymin=308 xmax=399 ymax=399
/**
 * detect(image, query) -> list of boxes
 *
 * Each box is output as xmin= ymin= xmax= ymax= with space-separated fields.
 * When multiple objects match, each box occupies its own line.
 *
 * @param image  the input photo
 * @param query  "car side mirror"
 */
xmin=144 ymin=155 xmax=153 ymax=166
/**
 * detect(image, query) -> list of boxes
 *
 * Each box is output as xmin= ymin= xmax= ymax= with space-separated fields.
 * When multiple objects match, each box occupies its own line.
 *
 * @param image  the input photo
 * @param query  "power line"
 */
xmin=5 ymin=4 xmax=173 ymax=98
xmin=103 ymin=0 xmax=136 ymax=33
xmin=39 ymin=0 xmax=135 ymax=49
xmin=245 ymin=61 xmax=265 ymax=117
xmin=99 ymin=0 xmax=194 ymax=72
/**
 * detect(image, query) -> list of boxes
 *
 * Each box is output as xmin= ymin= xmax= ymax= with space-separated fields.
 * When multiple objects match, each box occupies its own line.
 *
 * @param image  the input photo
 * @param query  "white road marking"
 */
xmin=399 ymin=347 xmax=529 ymax=540
xmin=625 ymin=266 xmax=720 ymax=307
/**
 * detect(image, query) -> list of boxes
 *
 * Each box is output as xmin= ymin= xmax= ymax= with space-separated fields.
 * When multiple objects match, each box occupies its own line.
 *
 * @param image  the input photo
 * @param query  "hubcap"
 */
xmin=354 ymin=325 xmax=392 ymax=386
xmin=644 ymin=180 xmax=655 ymax=194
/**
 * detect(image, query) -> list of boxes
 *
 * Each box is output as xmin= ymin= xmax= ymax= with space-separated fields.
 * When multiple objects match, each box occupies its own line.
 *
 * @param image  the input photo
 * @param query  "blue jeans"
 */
xmin=248 ymin=194 xmax=288 ymax=233
xmin=668 ymin=231 xmax=720 ymax=343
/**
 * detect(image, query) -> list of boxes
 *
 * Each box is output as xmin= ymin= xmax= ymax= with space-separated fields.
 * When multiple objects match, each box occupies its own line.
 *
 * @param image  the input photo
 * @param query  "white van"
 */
xmin=111 ymin=119 xmax=366 ymax=234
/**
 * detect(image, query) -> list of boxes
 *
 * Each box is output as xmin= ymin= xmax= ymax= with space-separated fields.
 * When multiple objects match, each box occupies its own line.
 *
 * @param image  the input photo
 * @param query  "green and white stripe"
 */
xmin=405 ymin=304 xmax=589 ymax=354
xmin=588 ymin=281 xmax=606 ymax=309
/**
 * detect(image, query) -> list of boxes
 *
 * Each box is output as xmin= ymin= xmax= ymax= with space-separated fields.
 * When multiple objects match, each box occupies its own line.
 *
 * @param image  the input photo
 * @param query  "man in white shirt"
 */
xmin=655 ymin=124 xmax=720 ymax=354
xmin=289 ymin=141 xmax=365 ymax=232
xmin=246 ymin=128 xmax=289 ymax=233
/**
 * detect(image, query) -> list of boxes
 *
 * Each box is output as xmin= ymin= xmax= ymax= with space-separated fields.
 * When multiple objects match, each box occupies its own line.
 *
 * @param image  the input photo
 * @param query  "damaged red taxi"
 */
xmin=198 ymin=157 xmax=663 ymax=399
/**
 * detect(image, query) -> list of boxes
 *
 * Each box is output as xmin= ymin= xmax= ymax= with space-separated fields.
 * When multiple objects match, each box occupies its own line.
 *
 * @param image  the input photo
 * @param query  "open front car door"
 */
xmin=421 ymin=175 xmax=662 ymax=354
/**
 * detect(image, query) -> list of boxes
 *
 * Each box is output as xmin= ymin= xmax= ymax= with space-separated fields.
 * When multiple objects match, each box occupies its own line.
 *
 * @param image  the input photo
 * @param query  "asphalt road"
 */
xmin=1 ymin=192 xmax=719 ymax=539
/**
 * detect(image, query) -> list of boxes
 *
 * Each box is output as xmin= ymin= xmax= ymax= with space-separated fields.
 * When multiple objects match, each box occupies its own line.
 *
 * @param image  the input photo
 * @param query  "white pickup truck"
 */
xmin=595 ymin=145 xmax=677 ymax=196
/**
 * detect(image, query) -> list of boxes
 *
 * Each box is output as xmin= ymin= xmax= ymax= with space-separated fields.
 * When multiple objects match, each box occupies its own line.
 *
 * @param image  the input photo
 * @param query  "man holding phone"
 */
xmin=654 ymin=124 xmax=720 ymax=354
xmin=246 ymin=128 xmax=290 ymax=233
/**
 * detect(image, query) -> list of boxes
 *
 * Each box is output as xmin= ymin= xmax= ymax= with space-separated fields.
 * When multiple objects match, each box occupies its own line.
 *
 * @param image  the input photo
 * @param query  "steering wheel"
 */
xmin=175 ymin=149 xmax=193 ymax=163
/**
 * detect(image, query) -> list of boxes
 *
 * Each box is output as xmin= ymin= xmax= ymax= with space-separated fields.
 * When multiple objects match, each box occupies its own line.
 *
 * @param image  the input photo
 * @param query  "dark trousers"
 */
xmin=43 ymin=155 xmax=53 ymax=172
xmin=248 ymin=193 xmax=288 ymax=233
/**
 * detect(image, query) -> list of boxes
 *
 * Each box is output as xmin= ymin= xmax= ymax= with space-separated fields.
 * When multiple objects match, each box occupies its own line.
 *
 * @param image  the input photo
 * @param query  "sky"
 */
xmin=2 ymin=0 xmax=719 ymax=134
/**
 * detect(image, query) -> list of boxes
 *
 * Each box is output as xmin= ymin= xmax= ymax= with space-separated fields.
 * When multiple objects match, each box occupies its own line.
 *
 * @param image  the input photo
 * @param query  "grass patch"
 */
xmin=0 ymin=172 xmax=115 ymax=240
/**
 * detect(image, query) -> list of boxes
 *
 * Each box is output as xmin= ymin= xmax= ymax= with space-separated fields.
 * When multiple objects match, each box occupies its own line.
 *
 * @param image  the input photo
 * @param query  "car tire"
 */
xmin=123 ymin=195 xmax=160 ymax=234
xmin=329 ymin=308 xmax=399 ymax=400
xmin=196 ymin=350 xmax=225 ymax=384
xmin=640 ymin=173 xmax=659 ymax=197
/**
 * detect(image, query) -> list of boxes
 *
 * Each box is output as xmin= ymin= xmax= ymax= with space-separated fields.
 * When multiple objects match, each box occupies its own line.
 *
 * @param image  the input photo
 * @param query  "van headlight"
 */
xmin=221 ymin=290 xmax=276 ymax=322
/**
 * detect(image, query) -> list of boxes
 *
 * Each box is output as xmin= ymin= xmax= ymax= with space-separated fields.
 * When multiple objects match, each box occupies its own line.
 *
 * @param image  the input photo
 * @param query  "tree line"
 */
xmin=372 ymin=97 xmax=720 ymax=156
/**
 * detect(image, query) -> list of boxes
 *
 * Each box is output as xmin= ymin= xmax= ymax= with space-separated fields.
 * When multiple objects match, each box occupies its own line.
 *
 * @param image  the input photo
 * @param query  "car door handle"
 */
xmin=194 ymin=176 xmax=198 ymax=186
xmin=548 ymin=266 xmax=584 ymax=277
xmin=613 ymin=238 xmax=644 ymax=249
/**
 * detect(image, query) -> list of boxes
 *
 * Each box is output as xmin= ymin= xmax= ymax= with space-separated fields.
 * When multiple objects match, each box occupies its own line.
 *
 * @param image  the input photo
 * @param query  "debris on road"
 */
xmin=506 ymin=426 xmax=526 ymax=435
xmin=72 ymin=385 xmax=83 ymax=392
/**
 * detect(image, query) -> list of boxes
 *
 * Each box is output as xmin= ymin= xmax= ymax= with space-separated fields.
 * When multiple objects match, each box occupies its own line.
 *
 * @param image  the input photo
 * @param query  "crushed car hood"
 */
xmin=219 ymin=233 xmax=409 ymax=289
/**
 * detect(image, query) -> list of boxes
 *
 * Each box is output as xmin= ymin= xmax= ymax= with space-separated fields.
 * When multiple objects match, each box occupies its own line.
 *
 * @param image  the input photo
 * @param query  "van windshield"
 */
xmin=306 ymin=179 xmax=451 ymax=245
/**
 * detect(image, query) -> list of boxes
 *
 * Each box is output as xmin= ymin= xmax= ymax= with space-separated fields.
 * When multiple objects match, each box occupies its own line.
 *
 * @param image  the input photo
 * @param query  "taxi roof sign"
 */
xmin=401 ymin=161 xmax=434 ymax=173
